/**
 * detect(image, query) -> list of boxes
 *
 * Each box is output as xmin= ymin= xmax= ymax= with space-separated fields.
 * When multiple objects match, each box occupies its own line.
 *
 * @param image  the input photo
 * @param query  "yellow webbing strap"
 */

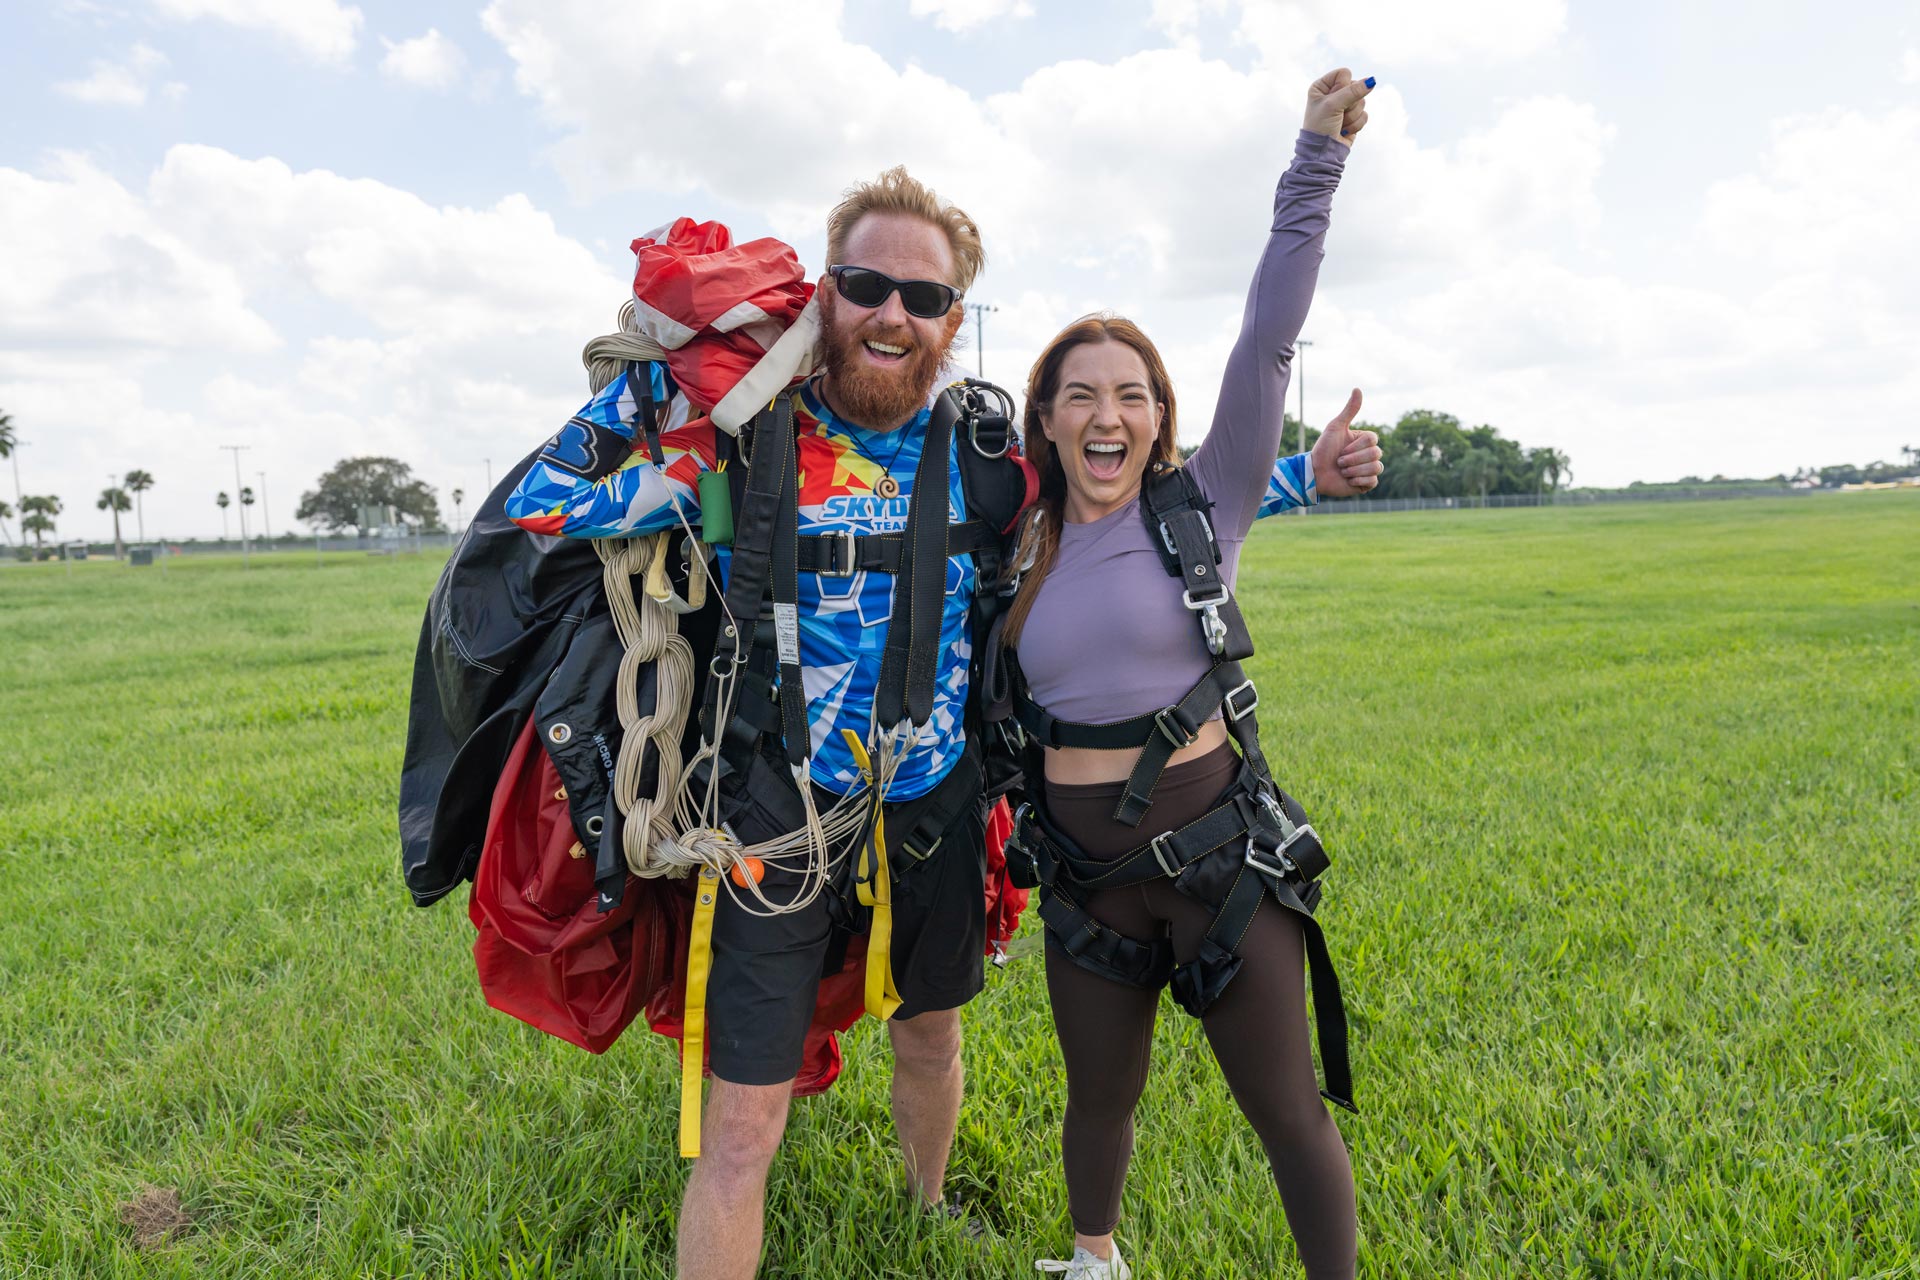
xmin=679 ymin=866 xmax=721 ymax=1158
xmin=841 ymin=731 xmax=903 ymax=1022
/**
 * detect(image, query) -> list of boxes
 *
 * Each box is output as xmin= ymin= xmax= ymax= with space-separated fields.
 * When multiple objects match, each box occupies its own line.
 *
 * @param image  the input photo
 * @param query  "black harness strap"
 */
xmin=1037 ymin=886 xmax=1174 ymax=988
xmin=874 ymin=393 xmax=959 ymax=729
xmin=627 ymin=361 xmax=665 ymax=467
xmin=767 ymin=405 xmax=809 ymax=768
xmin=702 ymin=396 xmax=799 ymax=762
xmin=1168 ymin=865 xmax=1353 ymax=1111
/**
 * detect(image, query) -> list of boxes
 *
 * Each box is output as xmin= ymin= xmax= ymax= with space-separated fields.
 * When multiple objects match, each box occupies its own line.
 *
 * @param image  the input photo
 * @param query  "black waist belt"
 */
xmin=795 ymin=519 xmax=999 ymax=577
xmin=1012 ymin=660 xmax=1261 ymax=825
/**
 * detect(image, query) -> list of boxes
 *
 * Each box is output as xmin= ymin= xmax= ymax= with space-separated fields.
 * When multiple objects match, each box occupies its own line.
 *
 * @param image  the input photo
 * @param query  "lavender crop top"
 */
xmin=1016 ymin=129 xmax=1346 ymax=724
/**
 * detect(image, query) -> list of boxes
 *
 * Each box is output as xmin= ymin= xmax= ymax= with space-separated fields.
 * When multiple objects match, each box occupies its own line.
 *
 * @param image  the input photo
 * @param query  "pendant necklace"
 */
xmin=865 ymin=431 xmax=910 ymax=499
xmin=820 ymin=381 xmax=909 ymax=497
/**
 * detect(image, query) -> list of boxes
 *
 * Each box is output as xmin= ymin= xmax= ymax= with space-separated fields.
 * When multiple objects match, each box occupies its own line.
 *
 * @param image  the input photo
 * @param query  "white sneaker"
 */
xmin=1035 ymin=1243 xmax=1132 ymax=1279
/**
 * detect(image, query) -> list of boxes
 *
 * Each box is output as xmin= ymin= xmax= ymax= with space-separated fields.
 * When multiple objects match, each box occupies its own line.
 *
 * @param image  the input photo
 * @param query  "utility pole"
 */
xmin=221 ymin=444 xmax=250 ymax=568
xmin=1295 ymin=339 xmax=1312 ymax=512
xmin=966 ymin=302 xmax=998 ymax=379
xmin=256 ymin=470 xmax=272 ymax=540
xmin=484 ymin=458 xmax=493 ymax=494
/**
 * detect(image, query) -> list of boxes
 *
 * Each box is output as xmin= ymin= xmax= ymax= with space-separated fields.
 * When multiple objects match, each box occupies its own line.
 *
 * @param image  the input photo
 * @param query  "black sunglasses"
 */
xmin=827 ymin=265 xmax=960 ymax=319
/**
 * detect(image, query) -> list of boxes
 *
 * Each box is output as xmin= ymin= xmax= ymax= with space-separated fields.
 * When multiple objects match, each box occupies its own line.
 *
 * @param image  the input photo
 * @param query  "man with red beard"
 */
xmin=510 ymin=167 xmax=998 ymax=1278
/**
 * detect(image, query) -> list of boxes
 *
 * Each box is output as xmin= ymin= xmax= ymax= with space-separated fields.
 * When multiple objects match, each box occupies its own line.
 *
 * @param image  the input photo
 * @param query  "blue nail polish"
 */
xmin=1364 ymin=76 xmax=1376 ymax=89
xmin=1340 ymin=128 xmax=1350 ymax=135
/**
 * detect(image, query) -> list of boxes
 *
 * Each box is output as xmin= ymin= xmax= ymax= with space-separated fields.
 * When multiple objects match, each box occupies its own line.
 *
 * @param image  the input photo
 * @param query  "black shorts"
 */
xmin=703 ymin=753 xmax=989 ymax=1086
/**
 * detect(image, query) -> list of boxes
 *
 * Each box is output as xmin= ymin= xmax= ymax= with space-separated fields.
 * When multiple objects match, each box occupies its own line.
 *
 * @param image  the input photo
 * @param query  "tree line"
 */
xmin=1182 ymin=408 xmax=1575 ymax=500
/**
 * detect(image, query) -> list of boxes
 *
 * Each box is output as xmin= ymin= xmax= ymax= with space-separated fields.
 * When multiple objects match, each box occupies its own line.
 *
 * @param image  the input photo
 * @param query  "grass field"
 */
xmin=2 ymin=494 xmax=1916 ymax=1279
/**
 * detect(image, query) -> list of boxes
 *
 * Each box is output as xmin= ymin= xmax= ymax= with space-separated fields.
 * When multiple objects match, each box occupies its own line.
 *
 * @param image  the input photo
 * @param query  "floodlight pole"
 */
xmin=257 ymin=471 xmax=272 ymax=540
xmin=221 ymin=444 xmax=250 ymax=568
xmin=966 ymin=303 xmax=998 ymax=379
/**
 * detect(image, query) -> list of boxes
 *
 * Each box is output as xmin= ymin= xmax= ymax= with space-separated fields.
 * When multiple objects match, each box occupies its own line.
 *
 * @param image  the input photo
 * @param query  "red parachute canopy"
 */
xmin=630 ymin=217 xmax=815 ymax=411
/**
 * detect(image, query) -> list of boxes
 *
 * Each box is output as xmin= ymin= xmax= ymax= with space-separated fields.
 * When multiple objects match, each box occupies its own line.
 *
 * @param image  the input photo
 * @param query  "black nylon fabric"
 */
xmin=398 ymin=448 xmax=611 ymax=907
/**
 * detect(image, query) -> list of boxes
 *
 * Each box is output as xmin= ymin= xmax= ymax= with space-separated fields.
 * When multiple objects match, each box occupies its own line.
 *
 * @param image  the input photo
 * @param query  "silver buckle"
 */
xmin=1255 ymin=788 xmax=1290 ymax=831
xmin=1245 ymin=822 xmax=1315 ymax=881
xmin=969 ymin=417 xmax=1011 ymax=459
xmin=817 ymin=529 xmax=857 ymax=577
xmin=1223 ymin=679 xmax=1259 ymax=721
xmin=1181 ymin=585 xmax=1230 ymax=610
xmin=1150 ymin=832 xmax=1182 ymax=878
xmin=1154 ymin=706 xmax=1197 ymax=748
xmin=1182 ymin=586 xmax=1231 ymax=655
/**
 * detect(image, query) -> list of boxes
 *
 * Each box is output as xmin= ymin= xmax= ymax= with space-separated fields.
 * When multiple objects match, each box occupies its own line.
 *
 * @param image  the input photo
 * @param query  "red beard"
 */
xmin=818 ymin=292 xmax=955 ymax=430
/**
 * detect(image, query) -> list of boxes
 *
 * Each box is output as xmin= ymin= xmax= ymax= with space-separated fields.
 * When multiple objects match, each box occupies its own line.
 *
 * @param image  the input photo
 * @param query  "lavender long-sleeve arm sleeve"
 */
xmin=1187 ymin=130 xmax=1346 ymax=537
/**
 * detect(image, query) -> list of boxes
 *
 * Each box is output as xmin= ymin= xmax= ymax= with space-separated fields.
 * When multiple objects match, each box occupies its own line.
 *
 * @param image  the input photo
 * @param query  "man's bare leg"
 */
xmin=888 ymin=1008 xmax=964 ymax=1206
xmin=676 ymin=1079 xmax=793 ymax=1280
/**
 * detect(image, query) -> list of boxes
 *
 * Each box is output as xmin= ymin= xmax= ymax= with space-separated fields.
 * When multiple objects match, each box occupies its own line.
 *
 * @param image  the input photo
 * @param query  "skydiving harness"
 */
xmin=666 ymin=376 xmax=1030 ymax=1154
xmin=997 ymin=460 xmax=1354 ymax=1111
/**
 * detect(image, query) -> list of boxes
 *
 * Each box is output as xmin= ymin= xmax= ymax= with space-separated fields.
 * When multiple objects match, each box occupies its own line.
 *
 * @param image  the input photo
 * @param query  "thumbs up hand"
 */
xmin=1309 ymin=388 xmax=1382 ymax=498
xmin=1305 ymin=68 xmax=1375 ymax=145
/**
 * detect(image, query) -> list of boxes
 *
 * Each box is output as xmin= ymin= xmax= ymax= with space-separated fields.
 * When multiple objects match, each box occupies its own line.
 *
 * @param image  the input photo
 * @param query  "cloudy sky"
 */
xmin=2 ymin=0 xmax=1915 ymax=541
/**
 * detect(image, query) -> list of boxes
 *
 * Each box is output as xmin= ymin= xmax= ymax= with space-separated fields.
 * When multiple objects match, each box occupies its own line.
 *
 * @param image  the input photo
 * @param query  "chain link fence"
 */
xmin=1304 ymin=485 xmax=1821 ymax=515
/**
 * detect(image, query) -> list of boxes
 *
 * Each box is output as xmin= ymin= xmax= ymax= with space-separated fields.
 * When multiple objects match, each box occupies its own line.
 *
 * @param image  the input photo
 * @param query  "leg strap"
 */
xmin=1037 ymin=888 xmax=1174 ymax=990
xmin=1168 ymin=863 xmax=1355 ymax=1112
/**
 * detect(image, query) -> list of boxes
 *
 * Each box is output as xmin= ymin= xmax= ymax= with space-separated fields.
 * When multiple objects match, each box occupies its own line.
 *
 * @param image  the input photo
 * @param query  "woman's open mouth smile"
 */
xmin=1084 ymin=439 xmax=1128 ymax=482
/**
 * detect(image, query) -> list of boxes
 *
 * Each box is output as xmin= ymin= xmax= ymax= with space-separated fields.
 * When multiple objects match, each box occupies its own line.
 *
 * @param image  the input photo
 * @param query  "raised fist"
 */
xmin=1305 ymin=68 xmax=1375 ymax=146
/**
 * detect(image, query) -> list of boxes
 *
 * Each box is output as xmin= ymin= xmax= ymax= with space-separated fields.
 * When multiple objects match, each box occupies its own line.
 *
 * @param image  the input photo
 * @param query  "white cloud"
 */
xmin=0 ymin=143 xmax=632 ymax=540
xmin=53 ymin=43 xmax=184 ymax=106
xmin=0 ymin=153 xmax=277 ymax=354
xmin=1700 ymin=106 xmax=1920 ymax=288
xmin=1152 ymin=0 xmax=1566 ymax=66
xmin=1902 ymin=47 xmax=1920 ymax=84
xmin=483 ymin=0 xmax=1005 ymax=230
xmin=380 ymin=28 xmax=466 ymax=90
xmin=908 ymin=0 xmax=1033 ymax=34
xmin=144 ymin=146 xmax=623 ymax=340
xmin=150 ymin=0 xmax=363 ymax=66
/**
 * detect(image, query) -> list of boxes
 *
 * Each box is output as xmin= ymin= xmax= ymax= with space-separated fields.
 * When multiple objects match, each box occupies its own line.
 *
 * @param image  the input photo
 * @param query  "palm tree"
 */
xmin=0 ymin=409 xmax=20 ymax=507
xmin=216 ymin=490 xmax=231 ymax=540
xmin=451 ymin=487 xmax=465 ymax=531
xmin=1458 ymin=447 xmax=1499 ymax=507
xmin=21 ymin=494 xmax=61 ymax=550
xmin=97 ymin=487 xmax=132 ymax=559
xmin=1398 ymin=450 xmax=1436 ymax=500
xmin=1536 ymin=448 xmax=1572 ymax=493
xmin=0 ymin=497 xmax=12 ymax=546
xmin=125 ymin=469 xmax=155 ymax=544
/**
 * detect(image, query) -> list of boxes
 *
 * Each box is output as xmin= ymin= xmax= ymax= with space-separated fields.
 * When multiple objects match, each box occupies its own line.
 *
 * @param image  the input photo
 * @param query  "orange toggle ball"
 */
xmin=729 ymin=857 xmax=766 ymax=888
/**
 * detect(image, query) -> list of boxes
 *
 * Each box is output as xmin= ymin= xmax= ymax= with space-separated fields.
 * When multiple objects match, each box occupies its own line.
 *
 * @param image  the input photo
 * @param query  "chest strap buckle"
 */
xmin=817 ymin=529 xmax=857 ymax=577
xmin=1154 ymin=705 xmax=1200 ymax=749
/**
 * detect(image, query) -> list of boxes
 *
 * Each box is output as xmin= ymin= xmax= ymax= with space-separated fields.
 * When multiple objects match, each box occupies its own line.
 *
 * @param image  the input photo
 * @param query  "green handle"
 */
xmin=698 ymin=470 xmax=733 ymax=545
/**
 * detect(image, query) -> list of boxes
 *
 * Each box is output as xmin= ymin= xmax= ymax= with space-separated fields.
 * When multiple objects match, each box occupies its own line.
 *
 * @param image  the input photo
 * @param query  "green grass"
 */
xmin=2 ymin=495 xmax=1916 ymax=1279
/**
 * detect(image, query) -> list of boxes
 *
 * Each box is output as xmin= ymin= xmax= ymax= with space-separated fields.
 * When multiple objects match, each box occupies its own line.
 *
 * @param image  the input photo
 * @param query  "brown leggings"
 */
xmin=1043 ymin=744 xmax=1356 ymax=1278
